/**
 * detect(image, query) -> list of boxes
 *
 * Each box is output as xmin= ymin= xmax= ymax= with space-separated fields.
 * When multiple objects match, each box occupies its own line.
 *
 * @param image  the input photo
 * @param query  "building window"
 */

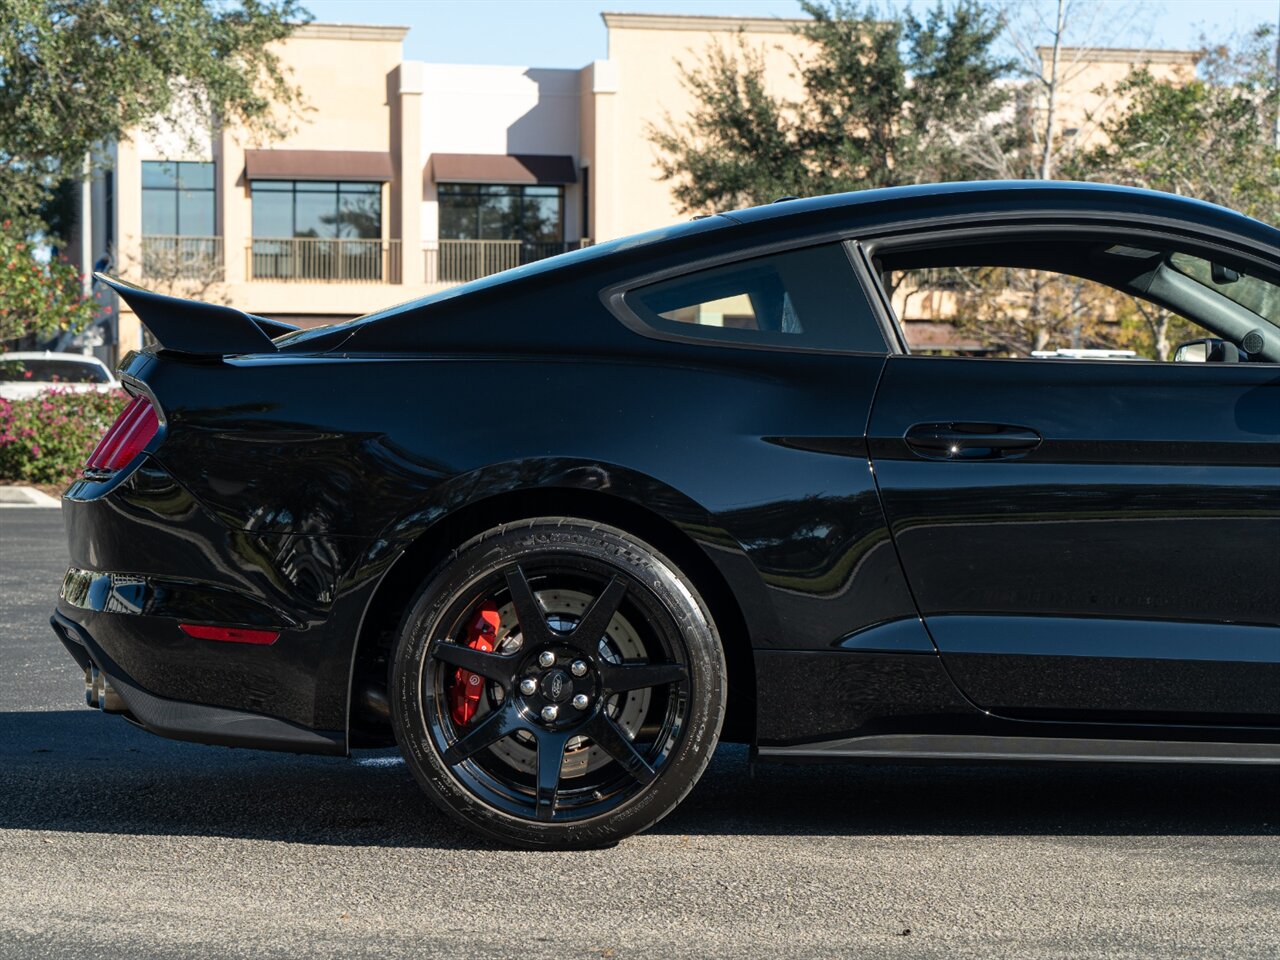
xmin=250 ymin=181 xmax=382 ymax=238
xmin=437 ymin=184 xmax=563 ymax=244
xmin=141 ymin=161 xmax=215 ymax=236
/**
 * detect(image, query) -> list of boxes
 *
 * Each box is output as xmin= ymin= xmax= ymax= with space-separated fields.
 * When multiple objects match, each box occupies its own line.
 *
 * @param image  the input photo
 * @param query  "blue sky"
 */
xmin=302 ymin=0 xmax=1280 ymax=69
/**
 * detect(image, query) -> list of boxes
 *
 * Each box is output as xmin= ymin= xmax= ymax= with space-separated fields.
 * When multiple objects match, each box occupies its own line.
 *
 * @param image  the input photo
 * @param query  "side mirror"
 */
xmin=1174 ymin=340 xmax=1207 ymax=362
xmin=1174 ymin=338 xmax=1240 ymax=363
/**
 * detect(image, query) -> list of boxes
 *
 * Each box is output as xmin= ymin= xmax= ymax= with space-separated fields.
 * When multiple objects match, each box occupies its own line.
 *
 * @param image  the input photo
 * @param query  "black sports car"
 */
xmin=54 ymin=182 xmax=1280 ymax=849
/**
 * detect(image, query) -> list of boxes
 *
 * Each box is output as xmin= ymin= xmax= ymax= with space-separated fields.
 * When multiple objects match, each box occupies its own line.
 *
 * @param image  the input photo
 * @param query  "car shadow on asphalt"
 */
xmin=3 ymin=710 xmax=1279 ymax=849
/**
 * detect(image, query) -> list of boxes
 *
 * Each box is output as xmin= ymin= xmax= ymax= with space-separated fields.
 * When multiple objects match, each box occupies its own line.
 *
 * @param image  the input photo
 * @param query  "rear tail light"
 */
xmin=84 ymin=394 xmax=160 ymax=474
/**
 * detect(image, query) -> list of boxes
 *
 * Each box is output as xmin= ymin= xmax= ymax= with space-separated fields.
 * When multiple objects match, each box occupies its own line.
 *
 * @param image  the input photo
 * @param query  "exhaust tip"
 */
xmin=84 ymin=665 xmax=126 ymax=713
xmin=357 ymin=684 xmax=390 ymax=722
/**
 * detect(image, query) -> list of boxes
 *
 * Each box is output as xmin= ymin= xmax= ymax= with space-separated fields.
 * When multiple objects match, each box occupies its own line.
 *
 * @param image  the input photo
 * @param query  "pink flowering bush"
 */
xmin=0 ymin=387 xmax=129 ymax=486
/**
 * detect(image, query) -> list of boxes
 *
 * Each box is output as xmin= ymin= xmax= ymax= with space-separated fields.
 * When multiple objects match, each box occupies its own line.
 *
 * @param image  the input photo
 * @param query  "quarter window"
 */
xmin=625 ymin=244 xmax=887 ymax=352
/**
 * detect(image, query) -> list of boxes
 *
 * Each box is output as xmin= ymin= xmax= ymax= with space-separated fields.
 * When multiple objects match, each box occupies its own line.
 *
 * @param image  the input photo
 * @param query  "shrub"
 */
xmin=0 ymin=387 xmax=129 ymax=486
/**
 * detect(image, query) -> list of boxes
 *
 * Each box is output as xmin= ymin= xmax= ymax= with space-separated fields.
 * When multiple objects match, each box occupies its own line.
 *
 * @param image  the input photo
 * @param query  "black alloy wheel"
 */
xmin=390 ymin=518 xmax=726 ymax=849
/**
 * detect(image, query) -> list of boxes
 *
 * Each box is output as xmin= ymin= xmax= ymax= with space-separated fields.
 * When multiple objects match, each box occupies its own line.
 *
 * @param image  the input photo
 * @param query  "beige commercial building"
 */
xmin=79 ymin=13 xmax=1197 ymax=355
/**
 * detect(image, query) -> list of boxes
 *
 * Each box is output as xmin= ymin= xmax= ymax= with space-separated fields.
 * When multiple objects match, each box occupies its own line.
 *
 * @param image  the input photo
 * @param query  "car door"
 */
xmin=865 ymin=238 xmax=1280 ymax=724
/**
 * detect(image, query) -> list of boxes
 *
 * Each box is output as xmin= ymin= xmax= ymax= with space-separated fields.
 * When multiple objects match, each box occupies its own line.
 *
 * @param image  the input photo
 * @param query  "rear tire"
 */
xmin=389 ymin=517 xmax=726 ymax=849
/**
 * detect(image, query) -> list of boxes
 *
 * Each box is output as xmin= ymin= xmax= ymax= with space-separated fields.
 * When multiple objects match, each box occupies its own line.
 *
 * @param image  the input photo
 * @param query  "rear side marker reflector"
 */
xmin=84 ymin=394 xmax=160 ymax=474
xmin=179 ymin=624 xmax=280 ymax=646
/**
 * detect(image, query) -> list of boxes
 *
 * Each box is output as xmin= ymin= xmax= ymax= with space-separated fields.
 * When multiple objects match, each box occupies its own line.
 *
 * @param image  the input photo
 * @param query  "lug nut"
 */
xmin=570 ymin=660 xmax=588 ymax=677
xmin=572 ymin=694 xmax=590 ymax=711
xmin=519 ymin=678 xmax=538 ymax=696
xmin=538 ymin=651 xmax=556 ymax=668
xmin=541 ymin=705 xmax=559 ymax=722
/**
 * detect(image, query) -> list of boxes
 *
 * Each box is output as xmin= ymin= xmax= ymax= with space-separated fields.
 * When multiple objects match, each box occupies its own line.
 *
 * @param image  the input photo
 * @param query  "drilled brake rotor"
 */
xmin=466 ymin=588 xmax=651 ymax=778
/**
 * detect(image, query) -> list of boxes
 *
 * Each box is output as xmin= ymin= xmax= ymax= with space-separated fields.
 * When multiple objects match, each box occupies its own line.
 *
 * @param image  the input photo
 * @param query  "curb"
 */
xmin=0 ymin=486 xmax=61 ymax=508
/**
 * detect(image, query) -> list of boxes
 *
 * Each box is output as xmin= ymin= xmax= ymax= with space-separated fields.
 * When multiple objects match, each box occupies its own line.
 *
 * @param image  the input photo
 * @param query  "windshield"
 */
xmin=1168 ymin=252 xmax=1280 ymax=326
xmin=0 ymin=358 xmax=110 ymax=383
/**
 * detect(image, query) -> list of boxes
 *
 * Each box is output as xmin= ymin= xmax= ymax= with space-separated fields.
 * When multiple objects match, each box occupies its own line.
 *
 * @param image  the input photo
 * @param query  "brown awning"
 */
xmin=244 ymin=149 xmax=394 ymax=182
xmin=428 ymin=153 xmax=577 ymax=185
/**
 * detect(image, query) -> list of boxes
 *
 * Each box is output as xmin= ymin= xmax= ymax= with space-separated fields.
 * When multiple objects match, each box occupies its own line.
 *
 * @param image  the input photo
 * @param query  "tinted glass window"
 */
xmin=141 ymin=189 xmax=177 ymax=236
xmin=294 ymin=189 xmax=333 ymax=238
xmin=626 ymin=244 xmax=886 ymax=352
xmin=889 ymin=264 xmax=1213 ymax=361
xmin=141 ymin=161 xmax=215 ymax=237
xmin=178 ymin=189 xmax=214 ymax=235
xmin=876 ymin=237 xmax=1275 ymax=363
xmin=250 ymin=181 xmax=382 ymax=239
xmin=142 ymin=162 xmax=178 ymax=189
xmin=251 ymin=189 xmax=292 ymax=237
xmin=437 ymin=184 xmax=563 ymax=243
xmin=1168 ymin=252 xmax=1280 ymax=325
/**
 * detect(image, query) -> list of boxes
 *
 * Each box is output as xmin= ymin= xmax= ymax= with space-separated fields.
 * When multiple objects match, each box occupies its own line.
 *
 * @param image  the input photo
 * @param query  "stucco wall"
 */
xmin=262 ymin=24 xmax=405 ymax=153
xmin=420 ymin=63 xmax=583 ymax=242
xmin=599 ymin=14 xmax=810 ymax=241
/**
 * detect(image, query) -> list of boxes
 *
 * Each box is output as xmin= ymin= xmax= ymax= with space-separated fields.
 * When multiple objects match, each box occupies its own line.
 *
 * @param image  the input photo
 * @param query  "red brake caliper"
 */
xmin=449 ymin=602 xmax=500 ymax=726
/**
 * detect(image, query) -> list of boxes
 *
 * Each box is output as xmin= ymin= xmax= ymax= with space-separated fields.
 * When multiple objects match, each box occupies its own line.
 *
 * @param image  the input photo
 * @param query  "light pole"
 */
xmin=80 ymin=152 xmax=92 ymax=302
xmin=1274 ymin=0 xmax=1279 ymax=149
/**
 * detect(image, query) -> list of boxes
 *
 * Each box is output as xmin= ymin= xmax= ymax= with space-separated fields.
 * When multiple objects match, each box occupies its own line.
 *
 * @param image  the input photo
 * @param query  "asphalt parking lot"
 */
xmin=3 ymin=506 xmax=1280 ymax=958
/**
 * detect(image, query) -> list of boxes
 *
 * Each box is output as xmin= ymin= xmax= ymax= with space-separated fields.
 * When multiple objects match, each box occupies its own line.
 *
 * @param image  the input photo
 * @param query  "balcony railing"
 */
xmin=426 ymin=239 xmax=591 ymax=284
xmin=247 ymin=237 xmax=402 ymax=283
xmin=141 ymin=236 xmax=224 ymax=282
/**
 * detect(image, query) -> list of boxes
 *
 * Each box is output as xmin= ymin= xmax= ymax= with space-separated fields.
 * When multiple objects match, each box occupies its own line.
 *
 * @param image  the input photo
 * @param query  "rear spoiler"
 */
xmin=94 ymin=273 xmax=297 ymax=355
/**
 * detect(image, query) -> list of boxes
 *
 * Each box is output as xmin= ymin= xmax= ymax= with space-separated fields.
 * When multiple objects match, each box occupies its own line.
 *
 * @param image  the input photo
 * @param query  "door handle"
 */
xmin=904 ymin=422 xmax=1042 ymax=461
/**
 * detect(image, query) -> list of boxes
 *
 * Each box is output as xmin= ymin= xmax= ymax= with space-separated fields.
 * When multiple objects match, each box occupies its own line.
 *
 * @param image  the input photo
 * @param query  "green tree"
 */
xmin=0 ymin=0 xmax=308 ymax=340
xmin=648 ymin=0 xmax=1014 ymax=214
xmin=0 ymin=218 xmax=95 ymax=342
xmin=1071 ymin=28 xmax=1280 ymax=225
xmin=1063 ymin=28 xmax=1280 ymax=359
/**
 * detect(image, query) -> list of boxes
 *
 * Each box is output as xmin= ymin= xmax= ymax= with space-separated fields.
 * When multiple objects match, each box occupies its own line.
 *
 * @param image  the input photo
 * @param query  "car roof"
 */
xmin=718 ymin=180 xmax=1280 ymax=245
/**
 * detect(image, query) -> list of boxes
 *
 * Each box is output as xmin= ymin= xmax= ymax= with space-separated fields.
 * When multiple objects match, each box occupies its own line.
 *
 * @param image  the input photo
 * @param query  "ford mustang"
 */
xmin=52 ymin=182 xmax=1280 ymax=848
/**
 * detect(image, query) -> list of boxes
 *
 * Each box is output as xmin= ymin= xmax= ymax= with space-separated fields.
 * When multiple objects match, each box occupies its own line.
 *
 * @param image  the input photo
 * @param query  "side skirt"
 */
xmin=756 ymin=733 xmax=1280 ymax=765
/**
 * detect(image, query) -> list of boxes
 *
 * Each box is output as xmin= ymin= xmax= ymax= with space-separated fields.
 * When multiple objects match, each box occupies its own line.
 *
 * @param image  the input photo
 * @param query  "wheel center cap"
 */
xmin=540 ymin=669 xmax=572 ymax=703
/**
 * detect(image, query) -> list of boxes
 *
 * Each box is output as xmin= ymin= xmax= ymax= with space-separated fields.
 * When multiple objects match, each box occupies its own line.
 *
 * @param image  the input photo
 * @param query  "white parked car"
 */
xmin=1028 ymin=348 xmax=1143 ymax=360
xmin=0 ymin=351 xmax=120 ymax=401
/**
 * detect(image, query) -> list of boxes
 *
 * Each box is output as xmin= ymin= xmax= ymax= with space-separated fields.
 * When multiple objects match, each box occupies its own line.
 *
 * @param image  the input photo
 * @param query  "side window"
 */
xmin=625 ymin=244 xmax=887 ymax=353
xmin=879 ymin=241 xmax=1233 ymax=362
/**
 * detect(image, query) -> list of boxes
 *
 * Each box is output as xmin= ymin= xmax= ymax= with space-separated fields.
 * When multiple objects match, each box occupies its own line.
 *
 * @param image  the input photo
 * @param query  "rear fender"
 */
xmin=367 ymin=457 xmax=773 ymax=635
xmin=345 ymin=457 xmax=775 ymax=740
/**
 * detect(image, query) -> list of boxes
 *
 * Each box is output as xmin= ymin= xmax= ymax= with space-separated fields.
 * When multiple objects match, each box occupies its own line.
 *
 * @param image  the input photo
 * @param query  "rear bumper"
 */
xmin=51 ymin=610 xmax=344 ymax=755
xmin=56 ymin=456 xmax=394 ymax=747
